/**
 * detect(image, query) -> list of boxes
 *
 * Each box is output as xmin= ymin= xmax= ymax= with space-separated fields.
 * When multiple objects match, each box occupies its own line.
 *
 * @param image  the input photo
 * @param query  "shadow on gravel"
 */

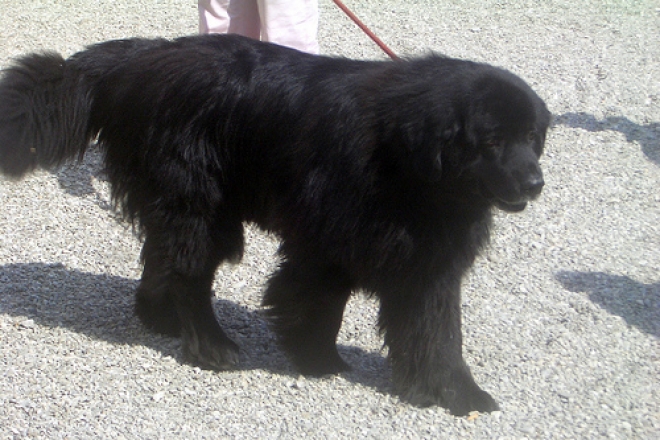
xmin=54 ymin=146 xmax=108 ymax=198
xmin=0 ymin=262 xmax=391 ymax=394
xmin=554 ymin=112 xmax=660 ymax=165
xmin=555 ymin=271 xmax=660 ymax=337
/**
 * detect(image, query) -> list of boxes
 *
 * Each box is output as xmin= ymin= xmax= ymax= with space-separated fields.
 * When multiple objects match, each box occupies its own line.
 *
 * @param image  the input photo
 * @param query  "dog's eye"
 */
xmin=485 ymin=137 xmax=504 ymax=149
xmin=526 ymin=131 xmax=537 ymax=142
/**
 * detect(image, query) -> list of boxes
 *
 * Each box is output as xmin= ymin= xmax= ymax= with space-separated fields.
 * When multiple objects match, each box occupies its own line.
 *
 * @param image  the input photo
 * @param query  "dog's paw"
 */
xmin=181 ymin=327 xmax=240 ymax=371
xmin=439 ymin=379 xmax=500 ymax=416
xmin=397 ymin=367 xmax=499 ymax=416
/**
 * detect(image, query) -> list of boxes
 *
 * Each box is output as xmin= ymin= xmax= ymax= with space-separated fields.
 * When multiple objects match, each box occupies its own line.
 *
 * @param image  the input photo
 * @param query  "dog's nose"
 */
xmin=522 ymin=174 xmax=544 ymax=198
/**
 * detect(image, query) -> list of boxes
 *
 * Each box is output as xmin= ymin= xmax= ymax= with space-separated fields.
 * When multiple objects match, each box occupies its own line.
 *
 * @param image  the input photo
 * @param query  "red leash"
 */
xmin=332 ymin=0 xmax=400 ymax=60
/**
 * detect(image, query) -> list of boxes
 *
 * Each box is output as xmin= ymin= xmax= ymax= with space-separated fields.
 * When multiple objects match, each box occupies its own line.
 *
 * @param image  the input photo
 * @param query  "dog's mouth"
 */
xmin=493 ymin=180 xmax=544 ymax=212
xmin=479 ymin=182 xmax=532 ymax=213
xmin=493 ymin=199 xmax=528 ymax=212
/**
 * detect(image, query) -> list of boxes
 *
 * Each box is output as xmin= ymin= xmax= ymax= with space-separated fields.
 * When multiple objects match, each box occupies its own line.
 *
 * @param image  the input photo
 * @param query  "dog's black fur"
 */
xmin=0 ymin=34 xmax=549 ymax=415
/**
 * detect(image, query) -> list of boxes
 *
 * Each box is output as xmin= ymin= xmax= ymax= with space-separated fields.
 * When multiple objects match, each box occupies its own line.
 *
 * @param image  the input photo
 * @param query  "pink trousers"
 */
xmin=198 ymin=0 xmax=319 ymax=54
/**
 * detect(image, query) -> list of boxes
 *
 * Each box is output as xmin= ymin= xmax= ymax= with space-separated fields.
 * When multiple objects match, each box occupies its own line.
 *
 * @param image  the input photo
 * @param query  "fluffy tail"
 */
xmin=0 ymin=52 xmax=93 ymax=178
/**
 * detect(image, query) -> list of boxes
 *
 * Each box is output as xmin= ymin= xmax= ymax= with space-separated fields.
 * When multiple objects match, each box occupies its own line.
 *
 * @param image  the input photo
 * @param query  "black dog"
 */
xmin=0 ymin=34 xmax=549 ymax=415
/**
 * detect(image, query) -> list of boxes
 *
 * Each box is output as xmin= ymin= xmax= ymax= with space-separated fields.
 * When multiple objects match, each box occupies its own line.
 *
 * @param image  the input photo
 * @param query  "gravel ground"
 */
xmin=0 ymin=1 xmax=658 ymax=438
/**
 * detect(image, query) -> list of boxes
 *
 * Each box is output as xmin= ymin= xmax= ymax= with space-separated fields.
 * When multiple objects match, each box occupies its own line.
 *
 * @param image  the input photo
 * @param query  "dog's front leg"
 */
xmin=378 ymin=277 xmax=499 ymax=416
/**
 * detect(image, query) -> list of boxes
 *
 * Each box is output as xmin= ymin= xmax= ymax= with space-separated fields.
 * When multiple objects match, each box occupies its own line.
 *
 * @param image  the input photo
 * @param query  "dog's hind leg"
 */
xmin=135 ymin=217 xmax=244 ymax=371
xmin=263 ymin=258 xmax=352 ymax=376
xmin=135 ymin=235 xmax=182 ymax=336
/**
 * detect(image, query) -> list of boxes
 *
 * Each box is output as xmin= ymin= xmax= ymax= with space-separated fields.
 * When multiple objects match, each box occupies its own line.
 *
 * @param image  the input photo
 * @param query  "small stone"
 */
xmin=516 ymin=422 xmax=536 ymax=434
xmin=19 ymin=319 xmax=35 ymax=329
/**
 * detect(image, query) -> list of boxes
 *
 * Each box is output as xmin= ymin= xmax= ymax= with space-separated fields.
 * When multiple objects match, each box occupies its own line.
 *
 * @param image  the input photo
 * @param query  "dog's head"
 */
xmin=462 ymin=72 xmax=550 ymax=212
xmin=381 ymin=63 xmax=550 ymax=212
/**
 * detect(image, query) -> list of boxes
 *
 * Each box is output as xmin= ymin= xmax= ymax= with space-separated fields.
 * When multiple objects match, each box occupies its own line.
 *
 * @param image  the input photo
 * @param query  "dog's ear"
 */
xmin=383 ymin=111 xmax=460 ymax=182
xmin=372 ymin=71 xmax=461 ymax=182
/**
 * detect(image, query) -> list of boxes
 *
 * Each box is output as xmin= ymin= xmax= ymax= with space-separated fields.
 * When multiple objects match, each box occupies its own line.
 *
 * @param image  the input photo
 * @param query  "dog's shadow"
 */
xmin=555 ymin=270 xmax=660 ymax=337
xmin=0 ymin=262 xmax=391 ymax=393
xmin=55 ymin=147 xmax=108 ymax=199
xmin=553 ymin=112 xmax=660 ymax=165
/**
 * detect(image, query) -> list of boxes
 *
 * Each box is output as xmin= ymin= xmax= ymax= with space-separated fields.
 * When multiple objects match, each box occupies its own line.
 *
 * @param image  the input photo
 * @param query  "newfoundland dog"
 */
xmin=0 ymin=34 xmax=549 ymax=415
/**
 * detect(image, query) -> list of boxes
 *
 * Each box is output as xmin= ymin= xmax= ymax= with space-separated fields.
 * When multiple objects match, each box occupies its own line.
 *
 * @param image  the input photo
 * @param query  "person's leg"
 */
xmin=198 ymin=0 xmax=230 ymax=34
xmin=199 ymin=0 xmax=260 ymax=40
xmin=227 ymin=0 xmax=261 ymax=39
xmin=257 ymin=0 xmax=319 ymax=53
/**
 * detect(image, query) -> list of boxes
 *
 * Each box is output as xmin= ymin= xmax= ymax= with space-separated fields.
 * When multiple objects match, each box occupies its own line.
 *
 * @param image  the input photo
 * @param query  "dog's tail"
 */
xmin=0 ymin=51 xmax=94 ymax=178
